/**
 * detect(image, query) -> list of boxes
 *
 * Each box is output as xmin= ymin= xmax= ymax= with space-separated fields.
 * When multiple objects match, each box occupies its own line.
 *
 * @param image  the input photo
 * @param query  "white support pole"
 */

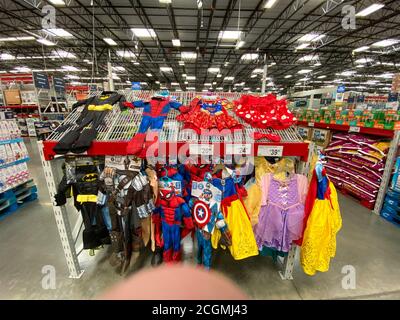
xmin=261 ymin=54 xmax=268 ymax=95
xmin=107 ymin=61 xmax=114 ymax=91
xmin=373 ymin=131 xmax=400 ymax=215
xmin=38 ymin=141 xmax=83 ymax=279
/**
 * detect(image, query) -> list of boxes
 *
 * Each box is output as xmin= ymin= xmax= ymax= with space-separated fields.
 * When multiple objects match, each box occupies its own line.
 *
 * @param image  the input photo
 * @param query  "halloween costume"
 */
xmin=125 ymin=94 xmax=183 ymax=156
xmin=191 ymin=173 xmax=231 ymax=269
xmin=234 ymin=94 xmax=296 ymax=130
xmin=54 ymin=157 xmax=110 ymax=250
xmin=153 ymin=184 xmax=194 ymax=262
xmin=100 ymin=156 xmax=155 ymax=273
xmin=53 ymin=92 xmax=126 ymax=154
xmin=177 ymin=96 xmax=241 ymax=134
xmin=301 ymin=161 xmax=342 ymax=276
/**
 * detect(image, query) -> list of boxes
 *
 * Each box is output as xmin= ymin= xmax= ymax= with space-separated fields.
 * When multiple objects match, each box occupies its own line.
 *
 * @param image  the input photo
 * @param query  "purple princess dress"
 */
xmin=255 ymin=173 xmax=308 ymax=252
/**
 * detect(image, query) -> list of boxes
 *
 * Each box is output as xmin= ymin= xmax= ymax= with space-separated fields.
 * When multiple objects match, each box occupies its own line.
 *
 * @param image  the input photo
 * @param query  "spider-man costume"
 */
xmin=125 ymin=96 xmax=183 ymax=157
xmin=153 ymin=188 xmax=193 ymax=262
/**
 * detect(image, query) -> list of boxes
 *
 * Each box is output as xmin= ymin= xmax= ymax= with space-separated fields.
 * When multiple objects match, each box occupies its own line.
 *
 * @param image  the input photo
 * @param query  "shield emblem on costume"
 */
xmin=193 ymin=200 xmax=211 ymax=228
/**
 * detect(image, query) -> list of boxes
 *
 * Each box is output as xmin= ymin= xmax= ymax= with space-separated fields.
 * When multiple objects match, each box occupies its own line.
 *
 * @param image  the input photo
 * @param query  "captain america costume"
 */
xmin=125 ymin=96 xmax=183 ymax=156
xmin=153 ymin=188 xmax=194 ymax=262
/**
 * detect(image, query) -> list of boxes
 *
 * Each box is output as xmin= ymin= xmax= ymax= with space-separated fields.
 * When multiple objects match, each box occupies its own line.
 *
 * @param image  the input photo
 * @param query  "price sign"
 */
xmin=257 ymin=145 xmax=283 ymax=157
xmin=189 ymin=144 xmax=214 ymax=156
xmin=308 ymin=122 xmax=314 ymax=127
xmin=349 ymin=126 xmax=360 ymax=133
xmin=225 ymin=143 xmax=251 ymax=155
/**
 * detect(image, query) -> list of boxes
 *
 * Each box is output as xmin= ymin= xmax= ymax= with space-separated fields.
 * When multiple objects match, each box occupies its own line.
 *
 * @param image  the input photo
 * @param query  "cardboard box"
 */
xmin=311 ymin=128 xmax=332 ymax=147
xmin=4 ymin=89 xmax=21 ymax=105
xmin=297 ymin=126 xmax=312 ymax=140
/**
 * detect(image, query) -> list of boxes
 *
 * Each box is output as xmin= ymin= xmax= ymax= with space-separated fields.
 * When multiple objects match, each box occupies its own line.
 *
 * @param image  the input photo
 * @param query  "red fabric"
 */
xmin=126 ymin=132 xmax=145 ymax=155
xmin=234 ymin=94 xmax=296 ymax=130
xmin=123 ymin=101 xmax=134 ymax=109
xmin=148 ymin=97 xmax=170 ymax=117
xmin=252 ymin=131 xmax=281 ymax=142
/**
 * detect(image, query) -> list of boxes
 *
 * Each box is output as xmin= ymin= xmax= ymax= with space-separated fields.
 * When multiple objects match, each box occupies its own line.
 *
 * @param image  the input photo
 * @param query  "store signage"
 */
xmin=53 ymin=77 xmax=65 ymax=93
xmin=89 ymin=84 xmax=97 ymax=92
xmin=337 ymin=85 xmax=345 ymax=93
xmin=132 ymin=82 xmax=141 ymax=90
xmin=225 ymin=143 xmax=251 ymax=155
xmin=33 ymin=72 xmax=50 ymax=89
xmin=257 ymin=145 xmax=283 ymax=157
xmin=308 ymin=122 xmax=314 ymax=127
xmin=349 ymin=126 xmax=360 ymax=133
xmin=189 ymin=144 xmax=214 ymax=156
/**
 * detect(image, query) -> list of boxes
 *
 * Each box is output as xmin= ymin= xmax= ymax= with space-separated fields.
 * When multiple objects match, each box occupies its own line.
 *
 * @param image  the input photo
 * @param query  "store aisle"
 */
xmin=0 ymin=138 xmax=400 ymax=300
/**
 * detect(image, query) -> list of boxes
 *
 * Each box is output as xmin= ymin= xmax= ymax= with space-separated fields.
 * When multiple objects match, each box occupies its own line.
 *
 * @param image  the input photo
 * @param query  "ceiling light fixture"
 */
xmin=356 ymin=3 xmax=384 ymax=17
xmin=217 ymin=74 xmax=222 ymax=78
xmin=179 ymin=61 xmax=185 ymax=66
xmin=131 ymin=28 xmax=156 ymax=38
xmin=235 ymin=41 xmax=245 ymax=49
xmin=43 ymin=28 xmax=73 ymax=38
xmin=317 ymin=75 xmax=326 ymax=79
xmin=224 ymin=76 xmax=234 ymax=81
xmin=218 ymin=31 xmax=242 ymax=41
xmin=208 ymin=67 xmax=220 ymax=73
xmin=355 ymin=58 xmax=373 ymax=64
xmin=146 ymin=73 xmax=152 ymax=77
xmin=0 ymin=36 xmax=35 ymax=41
xmin=181 ymin=51 xmax=197 ymax=60
xmin=264 ymin=0 xmax=277 ymax=9
xmin=296 ymin=43 xmax=310 ymax=50
xmin=186 ymin=76 xmax=196 ymax=80
xmin=171 ymin=82 xmax=179 ymax=86
xmin=37 ymin=38 xmax=56 ymax=46
xmin=353 ymin=46 xmax=369 ymax=52
xmin=241 ymin=53 xmax=258 ymax=60
xmin=159 ymin=0 xmax=172 ymax=3
xmin=133 ymin=62 xmax=140 ymax=65
xmin=117 ymin=50 xmax=136 ymax=58
xmin=48 ymin=0 xmax=66 ymax=6
xmin=160 ymin=66 xmax=173 ymax=72
xmin=172 ymin=39 xmax=181 ymax=47
xmin=103 ymin=38 xmax=117 ymax=46
xmin=298 ymin=69 xmax=312 ymax=74
xmin=298 ymin=55 xmax=319 ymax=62
xmin=298 ymin=33 xmax=325 ymax=42
xmin=0 ymin=53 xmax=15 ymax=60
xmin=284 ymin=75 xmax=292 ymax=78
xmin=187 ymin=87 xmax=196 ymax=90
xmin=372 ymin=39 xmax=400 ymax=47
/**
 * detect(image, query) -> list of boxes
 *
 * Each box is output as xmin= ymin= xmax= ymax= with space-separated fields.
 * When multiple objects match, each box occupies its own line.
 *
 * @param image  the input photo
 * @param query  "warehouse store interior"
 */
xmin=0 ymin=0 xmax=400 ymax=300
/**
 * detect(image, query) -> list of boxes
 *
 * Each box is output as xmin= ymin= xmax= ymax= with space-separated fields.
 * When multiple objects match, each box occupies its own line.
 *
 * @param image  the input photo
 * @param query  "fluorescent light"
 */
xmin=224 ymin=62 xmax=229 ymax=66
xmin=317 ymin=75 xmax=326 ymax=79
xmin=355 ymin=58 xmax=373 ymax=64
xmin=184 ymin=81 xmax=188 ymax=84
xmin=208 ymin=67 xmax=220 ymax=73
xmin=179 ymin=61 xmax=185 ymax=66
xmin=217 ymin=74 xmax=222 ymax=78
xmin=298 ymin=33 xmax=325 ymax=42
xmin=243 ymin=87 xmax=250 ymax=90
xmin=62 ymin=66 xmax=79 ymax=71
xmin=264 ymin=0 xmax=277 ymax=9
xmin=65 ymin=74 xmax=79 ymax=79
xmin=298 ymin=69 xmax=312 ymax=74
xmin=0 ymin=53 xmax=15 ymax=60
xmin=146 ymin=73 xmax=152 ymax=77
xmin=218 ymin=31 xmax=242 ymax=41
xmin=296 ymin=43 xmax=310 ymax=50
xmin=83 ymin=59 xmax=93 ymax=64
xmin=171 ymin=82 xmax=179 ymax=86
xmin=112 ymin=66 xmax=126 ymax=71
xmin=103 ymin=38 xmax=117 ymax=46
xmin=155 ymin=81 xmax=160 ymax=84
xmin=298 ymin=54 xmax=319 ymax=62
xmin=224 ymin=76 xmax=234 ymax=81
xmin=0 ymin=36 xmax=35 ymax=41
xmin=235 ymin=41 xmax=245 ymax=49
xmin=172 ymin=39 xmax=181 ymax=47
xmin=37 ymin=38 xmax=56 ymax=46
xmin=284 ymin=75 xmax=292 ymax=78
xmin=353 ymin=46 xmax=369 ymax=52
xmin=216 ymin=87 xmax=223 ymax=90
xmin=181 ymin=51 xmax=197 ymax=60
xmin=131 ymin=28 xmax=156 ymax=38
xmin=251 ymin=74 xmax=257 ymax=78
xmin=356 ymin=4 xmax=384 ymax=17
xmin=117 ymin=50 xmax=136 ymax=58
xmin=182 ymin=74 xmax=187 ymax=78
xmin=186 ymin=76 xmax=196 ymax=80
xmin=160 ymin=66 xmax=173 ymax=72
xmin=372 ymin=39 xmax=400 ymax=47
xmin=159 ymin=0 xmax=172 ymax=3
xmin=204 ymin=83 xmax=212 ymax=86
xmin=340 ymin=71 xmax=356 ymax=76
xmin=253 ymin=68 xmax=264 ymax=74
xmin=48 ymin=0 xmax=66 ymax=5
xmin=52 ymin=50 xmax=76 ymax=58
xmin=202 ymin=89 xmax=209 ymax=92
xmin=187 ymin=87 xmax=196 ymax=90
xmin=213 ymin=82 xmax=217 ymax=85
xmin=43 ymin=28 xmax=73 ymax=38
xmin=133 ymin=62 xmax=140 ymax=65
xmin=241 ymin=53 xmax=258 ymax=60
xmin=197 ymin=0 xmax=203 ymax=9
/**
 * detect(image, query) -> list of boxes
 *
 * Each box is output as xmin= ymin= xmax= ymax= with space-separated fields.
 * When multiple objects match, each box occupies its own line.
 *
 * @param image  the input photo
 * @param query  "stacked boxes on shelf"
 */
xmin=381 ymin=157 xmax=400 ymax=226
xmin=0 ymin=119 xmax=36 ymax=219
xmin=323 ymin=133 xmax=390 ymax=209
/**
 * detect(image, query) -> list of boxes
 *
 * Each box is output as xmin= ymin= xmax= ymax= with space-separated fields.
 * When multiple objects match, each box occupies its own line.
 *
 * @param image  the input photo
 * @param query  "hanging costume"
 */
xmin=255 ymin=172 xmax=308 ymax=253
xmin=54 ymin=157 xmax=110 ymax=250
xmin=176 ymin=96 xmax=241 ymax=134
xmin=125 ymin=95 xmax=183 ymax=157
xmin=191 ymin=172 xmax=231 ymax=269
xmin=300 ymin=163 xmax=342 ymax=276
xmin=210 ymin=170 xmax=259 ymax=260
xmin=53 ymin=92 xmax=126 ymax=154
xmin=100 ymin=156 xmax=155 ymax=273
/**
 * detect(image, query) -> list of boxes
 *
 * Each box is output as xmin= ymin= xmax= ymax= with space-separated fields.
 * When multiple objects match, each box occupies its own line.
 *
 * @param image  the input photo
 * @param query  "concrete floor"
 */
xmin=1 ymin=138 xmax=400 ymax=300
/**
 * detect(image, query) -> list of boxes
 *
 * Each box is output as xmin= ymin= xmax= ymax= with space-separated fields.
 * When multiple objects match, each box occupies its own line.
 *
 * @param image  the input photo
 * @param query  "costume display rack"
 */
xmin=40 ymin=89 xmax=313 ymax=280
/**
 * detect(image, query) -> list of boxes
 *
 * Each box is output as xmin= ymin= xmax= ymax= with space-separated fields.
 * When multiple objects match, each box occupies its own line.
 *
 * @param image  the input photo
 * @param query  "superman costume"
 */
xmin=125 ymin=95 xmax=183 ymax=156
xmin=53 ymin=91 xmax=126 ymax=154
xmin=176 ymin=97 xmax=241 ymax=134
xmin=153 ymin=188 xmax=194 ymax=262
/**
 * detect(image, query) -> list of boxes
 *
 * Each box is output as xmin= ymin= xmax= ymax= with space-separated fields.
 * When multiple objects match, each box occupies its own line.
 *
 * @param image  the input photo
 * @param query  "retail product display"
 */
xmin=125 ymin=92 xmax=183 ymax=156
xmin=53 ymin=91 xmax=126 ymax=154
xmin=176 ymin=96 xmax=241 ymax=133
xmin=324 ymin=133 xmax=390 ymax=209
xmin=380 ymin=157 xmax=400 ymax=226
